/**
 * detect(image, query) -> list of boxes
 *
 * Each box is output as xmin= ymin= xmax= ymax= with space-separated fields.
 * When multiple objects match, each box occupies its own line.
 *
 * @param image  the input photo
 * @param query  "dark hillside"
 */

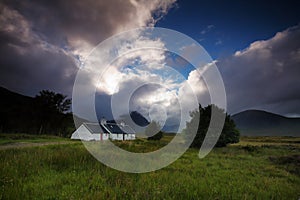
xmin=232 ymin=110 xmax=300 ymax=136
xmin=0 ymin=87 xmax=75 ymax=136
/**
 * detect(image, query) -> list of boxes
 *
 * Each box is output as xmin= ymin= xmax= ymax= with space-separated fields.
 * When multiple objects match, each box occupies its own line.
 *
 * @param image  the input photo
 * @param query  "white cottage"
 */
xmin=71 ymin=119 xmax=135 ymax=141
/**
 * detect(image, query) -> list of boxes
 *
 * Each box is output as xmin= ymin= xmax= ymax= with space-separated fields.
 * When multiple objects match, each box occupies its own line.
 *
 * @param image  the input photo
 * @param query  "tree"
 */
xmin=146 ymin=121 xmax=163 ymax=140
xmin=185 ymin=104 xmax=239 ymax=148
xmin=35 ymin=90 xmax=71 ymax=113
xmin=35 ymin=90 xmax=71 ymax=135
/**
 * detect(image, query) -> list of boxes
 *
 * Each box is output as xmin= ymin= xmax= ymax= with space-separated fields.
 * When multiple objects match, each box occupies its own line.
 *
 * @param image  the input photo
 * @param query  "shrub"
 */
xmin=185 ymin=104 xmax=240 ymax=148
xmin=145 ymin=121 xmax=163 ymax=141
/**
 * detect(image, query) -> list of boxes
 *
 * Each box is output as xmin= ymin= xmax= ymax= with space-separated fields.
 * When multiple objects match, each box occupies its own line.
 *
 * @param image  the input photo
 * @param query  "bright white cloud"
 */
xmin=95 ymin=66 xmax=123 ymax=95
xmin=91 ymin=46 xmax=209 ymax=131
xmin=116 ymin=37 xmax=167 ymax=69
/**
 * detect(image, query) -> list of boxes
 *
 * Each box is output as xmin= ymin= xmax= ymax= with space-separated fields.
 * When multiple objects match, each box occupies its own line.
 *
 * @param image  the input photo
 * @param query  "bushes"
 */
xmin=241 ymin=145 xmax=259 ymax=153
xmin=145 ymin=121 xmax=163 ymax=141
xmin=185 ymin=104 xmax=240 ymax=148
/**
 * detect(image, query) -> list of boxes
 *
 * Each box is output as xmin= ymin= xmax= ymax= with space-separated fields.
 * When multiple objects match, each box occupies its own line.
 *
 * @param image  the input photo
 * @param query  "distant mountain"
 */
xmin=118 ymin=111 xmax=149 ymax=133
xmin=0 ymin=87 xmax=33 ymax=106
xmin=130 ymin=111 xmax=149 ymax=127
xmin=161 ymin=124 xmax=179 ymax=133
xmin=232 ymin=110 xmax=300 ymax=136
xmin=122 ymin=111 xmax=179 ymax=133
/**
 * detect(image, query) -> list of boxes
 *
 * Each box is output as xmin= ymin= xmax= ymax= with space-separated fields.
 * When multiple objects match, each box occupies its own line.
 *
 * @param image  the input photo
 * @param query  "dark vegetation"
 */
xmin=0 ymin=87 xmax=75 ymax=136
xmin=269 ymin=154 xmax=300 ymax=176
xmin=185 ymin=104 xmax=240 ymax=147
xmin=145 ymin=121 xmax=163 ymax=140
xmin=0 ymin=133 xmax=69 ymax=145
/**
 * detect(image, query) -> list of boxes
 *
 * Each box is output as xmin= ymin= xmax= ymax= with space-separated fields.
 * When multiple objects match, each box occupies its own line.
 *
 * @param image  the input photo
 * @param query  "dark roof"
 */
xmin=103 ymin=123 xmax=125 ymax=134
xmin=83 ymin=123 xmax=106 ymax=134
xmin=119 ymin=125 xmax=135 ymax=134
xmin=83 ymin=122 xmax=135 ymax=134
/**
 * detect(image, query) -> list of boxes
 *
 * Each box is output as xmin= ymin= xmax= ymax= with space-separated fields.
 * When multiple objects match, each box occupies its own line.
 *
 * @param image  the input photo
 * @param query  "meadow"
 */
xmin=0 ymin=133 xmax=70 ymax=145
xmin=0 ymin=135 xmax=299 ymax=199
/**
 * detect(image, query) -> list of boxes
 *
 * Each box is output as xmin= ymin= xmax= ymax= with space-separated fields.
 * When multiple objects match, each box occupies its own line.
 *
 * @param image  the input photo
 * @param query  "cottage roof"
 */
xmin=83 ymin=122 xmax=135 ymax=134
xmin=83 ymin=123 xmax=106 ymax=134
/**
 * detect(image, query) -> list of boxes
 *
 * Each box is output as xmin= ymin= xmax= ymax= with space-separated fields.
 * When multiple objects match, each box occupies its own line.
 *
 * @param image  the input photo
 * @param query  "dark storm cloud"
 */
xmin=218 ymin=25 xmax=300 ymax=116
xmin=3 ymin=0 xmax=136 ymax=46
xmin=0 ymin=0 xmax=176 ymax=96
xmin=2 ymin=0 xmax=176 ymax=47
xmin=0 ymin=39 xmax=77 ymax=96
xmin=0 ymin=3 xmax=77 ymax=96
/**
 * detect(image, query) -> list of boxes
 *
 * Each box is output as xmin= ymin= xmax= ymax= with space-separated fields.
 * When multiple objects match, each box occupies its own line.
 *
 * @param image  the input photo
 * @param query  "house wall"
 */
xmin=92 ymin=134 xmax=100 ymax=140
xmin=71 ymin=125 xmax=94 ymax=141
xmin=110 ymin=134 xmax=123 ymax=140
xmin=125 ymin=134 xmax=135 ymax=140
xmin=71 ymin=124 xmax=136 ymax=141
xmin=100 ymin=133 xmax=109 ymax=140
xmin=109 ymin=133 xmax=135 ymax=140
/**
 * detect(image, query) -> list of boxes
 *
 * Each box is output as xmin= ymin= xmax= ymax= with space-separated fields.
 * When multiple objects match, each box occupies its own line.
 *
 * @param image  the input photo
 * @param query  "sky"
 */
xmin=0 ymin=0 xmax=300 ymax=127
xmin=157 ymin=0 xmax=300 ymax=59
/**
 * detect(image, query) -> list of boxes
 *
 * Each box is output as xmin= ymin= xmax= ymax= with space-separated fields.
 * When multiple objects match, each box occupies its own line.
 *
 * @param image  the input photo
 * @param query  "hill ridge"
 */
xmin=232 ymin=109 xmax=300 ymax=136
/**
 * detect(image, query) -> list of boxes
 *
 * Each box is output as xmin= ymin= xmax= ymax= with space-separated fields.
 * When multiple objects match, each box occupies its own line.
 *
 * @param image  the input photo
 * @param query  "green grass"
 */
xmin=0 ymin=136 xmax=299 ymax=199
xmin=233 ymin=136 xmax=300 ymax=146
xmin=0 ymin=133 xmax=70 ymax=145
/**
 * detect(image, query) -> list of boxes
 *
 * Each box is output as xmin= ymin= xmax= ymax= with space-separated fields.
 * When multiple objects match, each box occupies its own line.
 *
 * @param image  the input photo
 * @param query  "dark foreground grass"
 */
xmin=0 ymin=133 xmax=69 ymax=145
xmin=0 ymin=137 xmax=299 ymax=199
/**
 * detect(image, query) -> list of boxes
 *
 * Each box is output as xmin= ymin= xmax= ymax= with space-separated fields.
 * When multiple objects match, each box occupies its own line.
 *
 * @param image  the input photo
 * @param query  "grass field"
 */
xmin=0 ymin=135 xmax=299 ymax=199
xmin=0 ymin=133 xmax=70 ymax=145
